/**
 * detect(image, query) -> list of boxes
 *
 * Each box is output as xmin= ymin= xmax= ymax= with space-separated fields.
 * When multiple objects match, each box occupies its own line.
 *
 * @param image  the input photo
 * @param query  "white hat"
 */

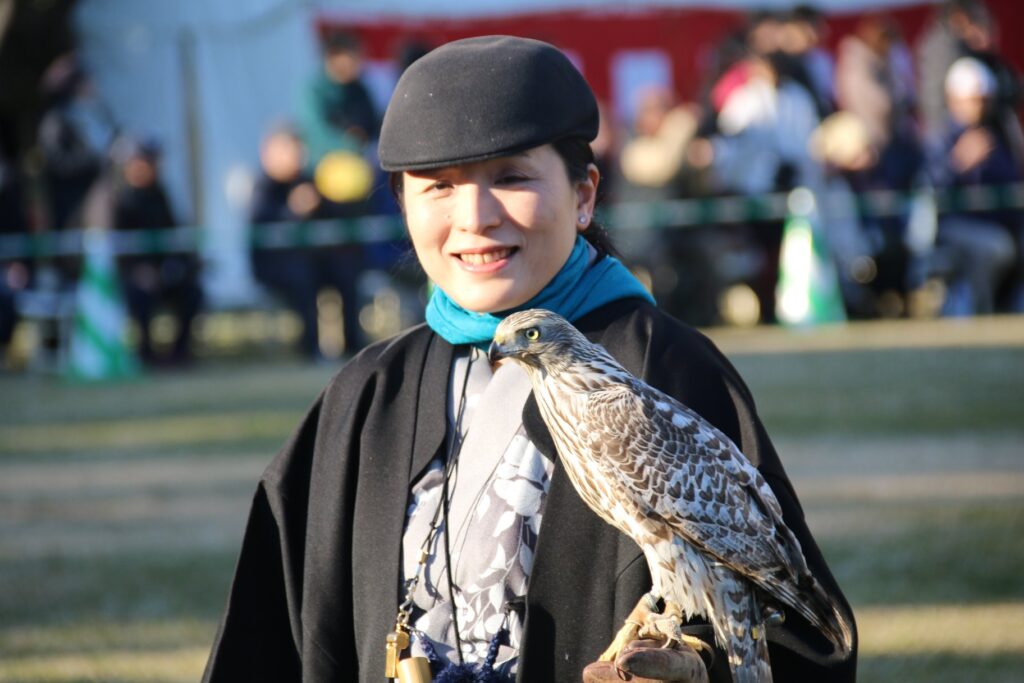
xmin=945 ymin=57 xmax=996 ymax=98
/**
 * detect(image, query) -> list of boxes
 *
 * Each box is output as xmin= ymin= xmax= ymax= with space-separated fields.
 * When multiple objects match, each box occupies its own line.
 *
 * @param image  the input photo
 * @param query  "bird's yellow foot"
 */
xmin=598 ymin=594 xmax=657 ymax=662
xmin=598 ymin=621 xmax=642 ymax=663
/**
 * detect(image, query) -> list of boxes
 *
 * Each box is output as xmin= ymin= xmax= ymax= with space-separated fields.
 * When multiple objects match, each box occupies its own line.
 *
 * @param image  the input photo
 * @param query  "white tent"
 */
xmin=75 ymin=0 xmax=320 ymax=306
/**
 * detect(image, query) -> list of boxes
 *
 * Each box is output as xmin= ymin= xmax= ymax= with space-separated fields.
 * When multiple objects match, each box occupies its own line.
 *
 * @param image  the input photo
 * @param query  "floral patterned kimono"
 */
xmin=402 ymin=347 xmax=552 ymax=675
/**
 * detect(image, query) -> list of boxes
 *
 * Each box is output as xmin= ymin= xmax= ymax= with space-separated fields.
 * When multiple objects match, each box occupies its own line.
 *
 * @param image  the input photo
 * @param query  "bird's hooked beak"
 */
xmin=487 ymin=336 xmax=508 ymax=364
xmin=488 ymin=328 xmax=523 ymax=364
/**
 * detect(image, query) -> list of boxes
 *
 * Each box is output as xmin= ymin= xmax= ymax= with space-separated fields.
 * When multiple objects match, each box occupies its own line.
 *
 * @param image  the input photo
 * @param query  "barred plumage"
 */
xmin=489 ymin=309 xmax=852 ymax=683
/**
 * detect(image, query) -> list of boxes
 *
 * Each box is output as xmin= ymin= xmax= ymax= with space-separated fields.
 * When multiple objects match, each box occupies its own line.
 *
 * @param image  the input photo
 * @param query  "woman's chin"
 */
xmin=450 ymin=289 xmax=532 ymax=315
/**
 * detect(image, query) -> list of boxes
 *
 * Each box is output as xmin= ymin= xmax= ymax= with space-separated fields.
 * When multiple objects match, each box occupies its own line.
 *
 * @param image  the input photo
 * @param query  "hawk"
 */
xmin=488 ymin=309 xmax=852 ymax=683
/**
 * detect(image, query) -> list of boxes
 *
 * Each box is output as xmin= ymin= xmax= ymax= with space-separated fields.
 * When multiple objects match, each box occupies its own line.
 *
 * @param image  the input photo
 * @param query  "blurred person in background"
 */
xmin=832 ymin=14 xmax=924 ymax=316
xmin=698 ymin=39 xmax=824 ymax=323
xmin=298 ymin=30 xmax=378 ymax=354
xmin=36 ymin=53 xmax=118 ymax=294
xmin=249 ymin=124 xmax=328 ymax=359
xmin=930 ymin=57 xmax=1020 ymax=315
xmin=250 ymin=125 xmax=366 ymax=358
xmin=86 ymin=136 xmax=201 ymax=366
xmin=778 ymin=6 xmax=835 ymax=118
xmin=299 ymin=30 xmax=380 ymax=166
xmin=745 ymin=10 xmax=831 ymax=119
xmin=617 ymin=86 xmax=723 ymax=325
xmin=919 ymin=1 xmax=991 ymax=138
xmin=835 ymin=15 xmax=917 ymax=159
xmin=619 ymin=87 xmax=702 ymax=201
xmin=918 ymin=0 xmax=1023 ymax=161
xmin=37 ymin=53 xmax=117 ymax=234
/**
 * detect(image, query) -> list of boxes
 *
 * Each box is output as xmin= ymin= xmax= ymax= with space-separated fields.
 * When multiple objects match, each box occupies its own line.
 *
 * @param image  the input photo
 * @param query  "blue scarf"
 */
xmin=425 ymin=235 xmax=655 ymax=346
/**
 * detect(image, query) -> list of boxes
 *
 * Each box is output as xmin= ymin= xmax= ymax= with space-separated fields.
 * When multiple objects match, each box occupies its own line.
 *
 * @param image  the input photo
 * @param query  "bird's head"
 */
xmin=488 ymin=309 xmax=591 ymax=373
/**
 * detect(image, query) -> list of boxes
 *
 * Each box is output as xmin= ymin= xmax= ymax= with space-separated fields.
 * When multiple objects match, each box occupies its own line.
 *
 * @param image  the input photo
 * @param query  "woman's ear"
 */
xmin=575 ymin=163 xmax=600 ymax=229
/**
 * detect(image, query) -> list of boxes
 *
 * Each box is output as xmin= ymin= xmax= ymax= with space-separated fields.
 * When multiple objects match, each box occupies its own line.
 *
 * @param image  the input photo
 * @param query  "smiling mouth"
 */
xmin=458 ymin=247 xmax=516 ymax=265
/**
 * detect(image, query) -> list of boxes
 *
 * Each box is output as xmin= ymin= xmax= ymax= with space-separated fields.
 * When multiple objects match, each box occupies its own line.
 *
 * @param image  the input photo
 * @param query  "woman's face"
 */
xmin=401 ymin=144 xmax=598 ymax=313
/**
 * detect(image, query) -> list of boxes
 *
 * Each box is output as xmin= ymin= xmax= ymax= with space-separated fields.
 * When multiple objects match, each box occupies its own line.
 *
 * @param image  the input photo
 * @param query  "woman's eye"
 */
xmin=428 ymin=180 xmax=453 ymax=192
xmin=496 ymin=173 xmax=528 ymax=185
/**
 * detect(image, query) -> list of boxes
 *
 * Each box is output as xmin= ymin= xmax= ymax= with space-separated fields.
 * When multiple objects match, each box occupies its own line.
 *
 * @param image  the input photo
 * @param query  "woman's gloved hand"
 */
xmin=582 ymin=639 xmax=710 ymax=683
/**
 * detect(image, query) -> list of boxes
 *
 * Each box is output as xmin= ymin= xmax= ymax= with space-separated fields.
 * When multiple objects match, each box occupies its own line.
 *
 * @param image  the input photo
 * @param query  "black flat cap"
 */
xmin=378 ymin=35 xmax=598 ymax=171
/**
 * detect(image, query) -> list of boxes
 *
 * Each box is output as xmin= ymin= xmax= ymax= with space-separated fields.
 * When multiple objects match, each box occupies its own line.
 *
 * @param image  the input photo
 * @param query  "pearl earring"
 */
xmin=578 ymin=215 xmax=587 ymax=224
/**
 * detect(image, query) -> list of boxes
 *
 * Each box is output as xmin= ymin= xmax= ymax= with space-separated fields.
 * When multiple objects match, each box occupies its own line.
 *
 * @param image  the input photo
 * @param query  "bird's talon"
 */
xmin=680 ymin=633 xmax=714 ymax=657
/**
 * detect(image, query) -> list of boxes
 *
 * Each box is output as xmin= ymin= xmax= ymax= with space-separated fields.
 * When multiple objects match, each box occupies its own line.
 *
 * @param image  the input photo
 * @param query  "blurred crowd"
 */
xmin=1 ymin=52 xmax=203 ymax=367
xmin=600 ymin=0 xmax=1024 ymax=325
xmin=1 ymin=0 xmax=1022 ymax=369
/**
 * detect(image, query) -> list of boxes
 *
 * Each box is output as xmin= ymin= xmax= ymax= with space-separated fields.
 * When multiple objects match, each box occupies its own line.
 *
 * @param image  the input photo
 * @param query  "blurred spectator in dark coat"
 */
xmin=931 ymin=57 xmax=1020 ymax=314
xmin=918 ymin=0 xmax=992 ymax=141
xmin=88 ymin=136 xmax=201 ymax=365
xmin=250 ymin=125 xmax=324 ymax=359
xmin=745 ymin=10 xmax=830 ymax=120
xmin=37 ymin=54 xmax=117 ymax=232
xmin=250 ymin=126 xmax=366 ymax=359
xmin=917 ymin=0 xmax=1023 ymax=163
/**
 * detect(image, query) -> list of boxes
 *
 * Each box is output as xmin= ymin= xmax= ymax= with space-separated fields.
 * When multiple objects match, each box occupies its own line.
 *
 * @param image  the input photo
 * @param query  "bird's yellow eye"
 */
xmin=524 ymin=327 xmax=540 ymax=341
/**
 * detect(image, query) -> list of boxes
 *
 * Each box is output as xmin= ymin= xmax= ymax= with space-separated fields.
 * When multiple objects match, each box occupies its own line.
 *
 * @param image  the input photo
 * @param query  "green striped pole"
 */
xmin=776 ymin=188 xmax=847 ymax=326
xmin=67 ymin=228 xmax=139 ymax=381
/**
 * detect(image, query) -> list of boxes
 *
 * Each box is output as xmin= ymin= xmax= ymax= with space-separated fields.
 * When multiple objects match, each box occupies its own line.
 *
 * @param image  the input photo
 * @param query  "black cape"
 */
xmin=203 ymin=298 xmax=857 ymax=682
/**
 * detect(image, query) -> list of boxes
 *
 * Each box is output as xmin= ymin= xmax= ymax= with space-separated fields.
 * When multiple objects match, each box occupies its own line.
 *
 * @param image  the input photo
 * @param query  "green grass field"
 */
xmin=1 ymin=318 xmax=1022 ymax=682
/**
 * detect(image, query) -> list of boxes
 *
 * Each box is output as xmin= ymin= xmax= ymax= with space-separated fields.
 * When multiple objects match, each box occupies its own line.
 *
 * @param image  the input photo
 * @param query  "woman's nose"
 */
xmin=451 ymin=183 xmax=502 ymax=233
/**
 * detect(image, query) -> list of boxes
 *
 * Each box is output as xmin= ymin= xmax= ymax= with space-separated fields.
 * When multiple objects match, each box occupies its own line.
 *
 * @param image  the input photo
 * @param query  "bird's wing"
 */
xmin=585 ymin=381 xmax=808 ymax=583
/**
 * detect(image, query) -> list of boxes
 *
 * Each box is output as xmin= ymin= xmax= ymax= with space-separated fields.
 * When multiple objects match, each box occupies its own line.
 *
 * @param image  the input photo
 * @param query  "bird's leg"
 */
xmin=598 ymin=593 xmax=659 ymax=662
xmin=639 ymin=600 xmax=714 ymax=658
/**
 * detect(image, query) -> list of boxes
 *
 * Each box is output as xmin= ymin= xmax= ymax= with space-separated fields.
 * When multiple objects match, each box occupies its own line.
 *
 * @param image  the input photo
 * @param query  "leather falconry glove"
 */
xmin=582 ymin=638 xmax=711 ymax=683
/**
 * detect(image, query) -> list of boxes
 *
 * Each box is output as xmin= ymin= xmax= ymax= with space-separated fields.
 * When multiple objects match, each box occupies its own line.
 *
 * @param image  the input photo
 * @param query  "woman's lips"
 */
xmin=455 ymin=246 xmax=517 ymax=272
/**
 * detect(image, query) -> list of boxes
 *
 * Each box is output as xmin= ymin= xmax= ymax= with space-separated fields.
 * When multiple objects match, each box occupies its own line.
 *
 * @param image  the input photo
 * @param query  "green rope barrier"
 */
xmin=2 ymin=183 xmax=1021 ymax=260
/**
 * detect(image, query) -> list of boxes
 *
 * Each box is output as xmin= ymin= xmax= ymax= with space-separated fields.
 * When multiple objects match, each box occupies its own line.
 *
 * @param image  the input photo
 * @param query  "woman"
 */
xmin=203 ymin=36 xmax=856 ymax=683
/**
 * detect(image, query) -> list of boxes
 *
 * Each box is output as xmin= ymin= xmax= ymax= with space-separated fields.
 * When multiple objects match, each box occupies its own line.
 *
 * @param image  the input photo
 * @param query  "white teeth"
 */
xmin=461 ymin=248 xmax=511 ymax=265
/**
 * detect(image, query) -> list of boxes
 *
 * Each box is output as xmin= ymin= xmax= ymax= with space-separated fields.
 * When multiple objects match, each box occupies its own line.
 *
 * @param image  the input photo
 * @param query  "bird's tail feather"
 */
xmin=708 ymin=565 xmax=773 ymax=683
xmin=770 ymin=574 xmax=854 ymax=657
xmin=807 ymin=579 xmax=855 ymax=657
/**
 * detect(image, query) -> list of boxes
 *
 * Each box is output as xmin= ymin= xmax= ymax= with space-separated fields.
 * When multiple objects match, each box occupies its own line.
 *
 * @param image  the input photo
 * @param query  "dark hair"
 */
xmin=323 ymin=31 xmax=361 ymax=55
xmin=789 ymin=5 xmax=823 ymax=25
xmin=550 ymin=137 xmax=618 ymax=257
xmin=943 ymin=0 xmax=991 ymax=23
xmin=387 ymin=137 xmax=618 ymax=256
